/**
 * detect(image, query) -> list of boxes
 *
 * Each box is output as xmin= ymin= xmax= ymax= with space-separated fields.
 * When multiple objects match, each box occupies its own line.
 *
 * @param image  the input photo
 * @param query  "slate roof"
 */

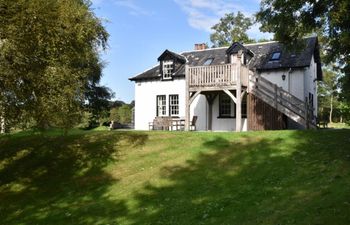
xmin=129 ymin=36 xmax=322 ymax=81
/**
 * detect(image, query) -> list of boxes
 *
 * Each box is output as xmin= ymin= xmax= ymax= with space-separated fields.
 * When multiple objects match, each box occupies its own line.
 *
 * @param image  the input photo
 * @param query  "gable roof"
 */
xmin=226 ymin=42 xmax=254 ymax=56
xmin=130 ymin=36 xmax=322 ymax=81
xmin=157 ymin=49 xmax=187 ymax=63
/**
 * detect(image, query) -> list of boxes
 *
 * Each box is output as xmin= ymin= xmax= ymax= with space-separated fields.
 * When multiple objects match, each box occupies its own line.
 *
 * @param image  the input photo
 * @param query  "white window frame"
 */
xmin=169 ymin=95 xmax=179 ymax=116
xmin=162 ymin=60 xmax=173 ymax=79
xmin=157 ymin=95 xmax=167 ymax=116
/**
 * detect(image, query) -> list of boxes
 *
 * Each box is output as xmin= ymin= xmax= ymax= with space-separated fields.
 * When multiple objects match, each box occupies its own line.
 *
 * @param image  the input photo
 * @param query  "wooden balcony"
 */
xmin=187 ymin=64 xmax=249 ymax=91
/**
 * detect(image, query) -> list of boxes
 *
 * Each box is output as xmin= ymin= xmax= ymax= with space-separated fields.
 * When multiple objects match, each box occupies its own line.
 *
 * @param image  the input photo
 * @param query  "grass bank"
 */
xmin=0 ymin=129 xmax=349 ymax=224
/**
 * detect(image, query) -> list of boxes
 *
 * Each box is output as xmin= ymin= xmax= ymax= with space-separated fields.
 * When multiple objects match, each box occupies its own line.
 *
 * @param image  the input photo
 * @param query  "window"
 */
xmin=203 ymin=58 xmax=214 ymax=66
xmin=242 ymin=94 xmax=247 ymax=118
xmin=169 ymin=95 xmax=179 ymax=116
xmin=270 ymin=52 xmax=281 ymax=61
xmin=156 ymin=95 xmax=166 ymax=116
xmin=219 ymin=93 xmax=233 ymax=117
xmin=309 ymin=92 xmax=314 ymax=109
xmin=162 ymin=60 xmax=173 ymax=79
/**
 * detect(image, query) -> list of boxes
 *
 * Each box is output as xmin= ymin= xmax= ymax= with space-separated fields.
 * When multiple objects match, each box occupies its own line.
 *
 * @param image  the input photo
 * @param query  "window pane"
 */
xmin=163 ymin=60 xmax=173 ymax=79
xmin=169 ymin=95 xmax=179 ymax=116
xmin=203 ymin=58 xmax=214 ymax=66
xmin=157 ymin=95 xmax=166 ymax=116
xmin=219 ymin=94 xmax=231 ymax=117
xmin=270 ymin=52 xmax=281 ymax=60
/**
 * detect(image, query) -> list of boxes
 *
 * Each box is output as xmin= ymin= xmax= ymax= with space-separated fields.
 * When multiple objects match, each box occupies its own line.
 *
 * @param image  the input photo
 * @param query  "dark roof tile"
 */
xmin=130 ymin=36 xmax=321 ymax=81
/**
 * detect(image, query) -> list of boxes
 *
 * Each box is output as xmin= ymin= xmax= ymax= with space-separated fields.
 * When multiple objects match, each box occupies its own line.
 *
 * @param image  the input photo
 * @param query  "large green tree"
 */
xmin=210 ymin=11 xmax=254 ymax=47
xmin=0 ymin=0 xmax=109 ymax=131
xmin=256 ymin=0 xmax=350 ymax=101
xmin=318 ymin=69 xmax=339 ymax=123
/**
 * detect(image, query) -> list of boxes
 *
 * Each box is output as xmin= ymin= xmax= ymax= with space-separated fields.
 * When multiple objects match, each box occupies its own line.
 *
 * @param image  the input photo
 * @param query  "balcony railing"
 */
xmin=187 ymin=63 xmax=249 ymax=89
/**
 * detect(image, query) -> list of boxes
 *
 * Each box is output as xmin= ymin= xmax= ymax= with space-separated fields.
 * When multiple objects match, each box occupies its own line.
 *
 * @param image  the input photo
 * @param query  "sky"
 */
xmin=91 ymin=0 xmax=272 ymax=103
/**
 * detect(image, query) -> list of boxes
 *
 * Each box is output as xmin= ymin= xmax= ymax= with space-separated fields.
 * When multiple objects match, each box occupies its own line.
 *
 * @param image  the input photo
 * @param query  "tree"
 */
xmin=256 ymin=0 xmax=350 ymax=100
xmin=210 ymin=11 xmax=254 ymax=47
xmin=0 ymin=0 xmax=109 ymax=131
xmin=109 ymin=105 xmax=132 ymax=124
xmin=318 ymin=69 xmax=339 ymax=123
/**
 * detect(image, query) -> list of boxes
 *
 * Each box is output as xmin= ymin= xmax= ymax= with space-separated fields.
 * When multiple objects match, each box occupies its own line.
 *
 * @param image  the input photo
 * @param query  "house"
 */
xmin=129 ymin=36 xmax=322 ymax=131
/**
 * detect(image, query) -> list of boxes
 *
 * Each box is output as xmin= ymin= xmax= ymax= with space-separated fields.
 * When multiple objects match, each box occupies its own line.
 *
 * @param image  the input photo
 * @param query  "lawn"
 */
xmin=0 ymin=129 xmax=350 ymax=225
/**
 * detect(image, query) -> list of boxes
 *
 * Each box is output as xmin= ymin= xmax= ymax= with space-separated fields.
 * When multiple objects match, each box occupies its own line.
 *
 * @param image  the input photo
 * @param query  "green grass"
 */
xmin=1 ymin=129 xmax=350 ymax=225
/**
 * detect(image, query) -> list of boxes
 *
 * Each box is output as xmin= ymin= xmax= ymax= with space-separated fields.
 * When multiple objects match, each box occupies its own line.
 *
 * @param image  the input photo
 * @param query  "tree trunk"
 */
xmin=329 ymin=95 xmax=333 ymax=123
xmin=0 ymin=116 xmax=4 ymax=134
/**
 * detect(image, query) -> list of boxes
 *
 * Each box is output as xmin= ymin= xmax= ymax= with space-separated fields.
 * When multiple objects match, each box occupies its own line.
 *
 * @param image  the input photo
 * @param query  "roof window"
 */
xmin=203 ymin=58 xmax=214 ymax=66
xmin=270 ymin=52 xmax=281 ymax=61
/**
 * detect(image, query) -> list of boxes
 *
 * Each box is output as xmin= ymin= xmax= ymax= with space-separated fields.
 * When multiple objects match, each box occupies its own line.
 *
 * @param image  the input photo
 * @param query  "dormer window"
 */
xmin=270 ymin=52 xmax=281 ymax=61
xmin=162 ymin=60 xmax=173 ymax=79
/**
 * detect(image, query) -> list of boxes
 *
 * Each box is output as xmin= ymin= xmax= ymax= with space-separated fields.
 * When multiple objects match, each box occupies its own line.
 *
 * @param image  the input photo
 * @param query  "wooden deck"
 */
xmin=187 ymin=64 xmax=249 ymax=91
xmin=184 ymin=51 xmax=314 ymax=131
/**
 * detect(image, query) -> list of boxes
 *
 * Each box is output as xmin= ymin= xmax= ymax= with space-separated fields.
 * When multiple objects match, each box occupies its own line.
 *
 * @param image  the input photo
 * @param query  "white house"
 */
xmin=129 ymin=37 xmax=322 ymax=131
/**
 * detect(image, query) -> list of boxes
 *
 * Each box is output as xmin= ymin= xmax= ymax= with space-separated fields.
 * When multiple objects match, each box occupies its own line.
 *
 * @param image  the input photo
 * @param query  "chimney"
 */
xmin=194 ymin=43 xmax=207 ymax=50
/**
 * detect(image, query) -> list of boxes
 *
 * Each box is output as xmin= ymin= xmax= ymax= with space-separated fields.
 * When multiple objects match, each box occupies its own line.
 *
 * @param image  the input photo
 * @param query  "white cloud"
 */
xmin=113 ymin=0 xmax=153 ymax=16
xmin=247 ymin=23 xmax=273 ymax=40
xmin=174 ymin=0 xmax=248 ymax=31
xmin=174 ymin=0 xmax=272 ymax=39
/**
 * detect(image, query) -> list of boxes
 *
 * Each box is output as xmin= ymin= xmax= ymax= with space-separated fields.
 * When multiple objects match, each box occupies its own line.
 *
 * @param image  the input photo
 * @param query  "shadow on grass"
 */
xmin=0 ymin=131 xmax=148 ymax=225
xmin=127 ymin=130 xmax=350 ymax=225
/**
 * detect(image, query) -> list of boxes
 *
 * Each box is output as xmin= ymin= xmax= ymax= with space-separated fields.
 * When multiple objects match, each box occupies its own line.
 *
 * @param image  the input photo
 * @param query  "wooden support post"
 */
xmin=236 ymin=51 xmax=242 ymax=132
xmin=205 ymin=93 xmax=217 ymax=131
xmin=185 ymin=65 xmax=190 ymax=131
xmin=208 ymin=102 xmax=212 ymax=131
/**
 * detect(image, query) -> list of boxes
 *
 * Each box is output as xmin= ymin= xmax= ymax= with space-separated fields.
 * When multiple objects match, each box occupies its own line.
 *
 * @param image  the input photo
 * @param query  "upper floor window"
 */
xmin=270 ymin=52 xmax=281 ymax=61
xmin=162 ymin=60 xmax=173 ymax=79
xmin=203 ymin=58 xmax=214 ymax=66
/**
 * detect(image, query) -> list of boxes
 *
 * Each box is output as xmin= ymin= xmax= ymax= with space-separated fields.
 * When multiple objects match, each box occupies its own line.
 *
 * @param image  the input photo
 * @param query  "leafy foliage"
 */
xmin=0 ymin=0 xmax=109 ymax=131
xmin=318 ymin=69 xmax=340 ymax=122
xmin=110 ymin=105 xmax=132 ymax=124
xmin=210 ymin=11 xmax=254 ymax=47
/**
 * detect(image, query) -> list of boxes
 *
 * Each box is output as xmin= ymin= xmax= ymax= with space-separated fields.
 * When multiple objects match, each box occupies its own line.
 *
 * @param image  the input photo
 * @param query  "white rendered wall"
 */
xmin=134 ymin=78 xmax=248 ymax=131
xmin=260 ymin=68 xmax=305 ymax=101
xmin=260 ymin=58 xmax=318 ymax=117
xmin=304 ymin=55 xmax=318 ymax=116
xmin=134 ymin=78 xmax=186 ymax=130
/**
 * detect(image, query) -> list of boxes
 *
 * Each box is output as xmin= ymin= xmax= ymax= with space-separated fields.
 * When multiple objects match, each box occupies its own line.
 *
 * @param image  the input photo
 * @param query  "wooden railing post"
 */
xmin=274 ymin=84 xmax=278 ymax=109
xmin=185 ymin=65 xmax=190 ymax=131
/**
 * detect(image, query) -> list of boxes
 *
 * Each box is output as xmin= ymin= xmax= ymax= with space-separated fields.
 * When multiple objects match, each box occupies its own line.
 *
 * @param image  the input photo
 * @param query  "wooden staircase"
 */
xmin=248 ymin=72 xmax=316 ymax=129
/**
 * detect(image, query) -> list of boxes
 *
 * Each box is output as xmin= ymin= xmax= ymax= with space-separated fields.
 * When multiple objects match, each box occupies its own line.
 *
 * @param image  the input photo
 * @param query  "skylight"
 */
xmin=270 ymin=52 xmax=281 ymax=61
xmin=203 ymin=58 xmax=214 ymax=66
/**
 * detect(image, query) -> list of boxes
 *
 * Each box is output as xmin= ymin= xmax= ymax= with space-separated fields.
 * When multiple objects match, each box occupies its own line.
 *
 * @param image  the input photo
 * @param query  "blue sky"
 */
xmin=91 ymin=0 xmax=272 ymax=103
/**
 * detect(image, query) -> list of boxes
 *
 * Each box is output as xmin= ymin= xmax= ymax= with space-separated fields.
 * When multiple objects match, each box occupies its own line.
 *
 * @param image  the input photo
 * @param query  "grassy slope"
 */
xmin=0 ymin=129 xmax=349 ymax=225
